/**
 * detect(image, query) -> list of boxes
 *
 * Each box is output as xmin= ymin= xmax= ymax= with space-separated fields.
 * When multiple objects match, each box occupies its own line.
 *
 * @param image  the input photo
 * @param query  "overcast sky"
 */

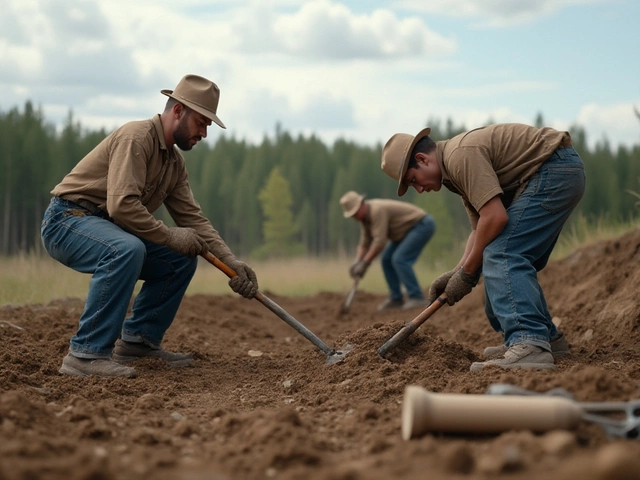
xmin=2 ymin=0 xmax=639 ymax=150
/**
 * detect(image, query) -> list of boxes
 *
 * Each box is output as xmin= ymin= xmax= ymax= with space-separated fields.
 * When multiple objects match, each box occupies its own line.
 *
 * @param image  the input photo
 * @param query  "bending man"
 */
xmin=381 ymin=123 xmax=585 ymax=371
xmin=340 ymin=191 xmax=436 ymax=311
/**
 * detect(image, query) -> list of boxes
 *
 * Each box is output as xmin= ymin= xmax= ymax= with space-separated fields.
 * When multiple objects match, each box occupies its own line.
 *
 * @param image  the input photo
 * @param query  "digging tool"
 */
xmin=202 ymin=251 xmax=351 ymax=365
xmin=486 ymin=384 xmax=640 ymax=440
xmin=338 ymin=278 xmax=359 ymax=315
xmin=377 ymin=294 xmax=447 ymax=358
xmin=402 ymin=386 xmax=583 ymax=440
xmin=400 ymin=384 xmax=640 ymax=441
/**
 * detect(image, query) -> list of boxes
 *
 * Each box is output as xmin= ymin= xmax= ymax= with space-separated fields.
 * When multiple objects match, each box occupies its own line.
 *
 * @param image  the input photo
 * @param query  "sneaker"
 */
xmin=59 ymin=353 xmax=137 ymax=378
xmin=470 ymin=344 xmax=556 ymax=372
xmin=402 ymin=298 xmax=428 ymax=310
xmin=112 ymin=339 xmax=193 ymax=367
xmin=483 ymin=332 xmax=570 ymax=359
xmin=377 ymin=298 xmax=404 ymax=311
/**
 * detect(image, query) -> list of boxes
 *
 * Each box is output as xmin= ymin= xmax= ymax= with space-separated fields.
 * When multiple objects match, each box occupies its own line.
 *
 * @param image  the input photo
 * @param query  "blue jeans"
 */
xmin=381 ymin=215 xmax=436 ymax=301
xmin=482 ymin=147 xmax=586 ymax=351
xmin=41 ymin=197 xmax=198 ymax=359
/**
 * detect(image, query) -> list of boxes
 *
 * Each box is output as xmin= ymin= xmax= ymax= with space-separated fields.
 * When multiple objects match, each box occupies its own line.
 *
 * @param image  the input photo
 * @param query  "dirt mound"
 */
xmin=1 ymin=227 xmax=640 ymax=479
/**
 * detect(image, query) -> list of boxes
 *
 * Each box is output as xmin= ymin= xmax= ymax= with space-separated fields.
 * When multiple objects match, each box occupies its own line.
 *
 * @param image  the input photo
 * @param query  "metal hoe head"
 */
xmin=326 ymin=343 xmax=354 ymax=365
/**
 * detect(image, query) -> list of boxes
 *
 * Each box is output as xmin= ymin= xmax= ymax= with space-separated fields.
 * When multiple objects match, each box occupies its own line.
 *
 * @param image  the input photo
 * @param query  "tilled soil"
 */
xmin=1 ymin=227 xmax=640 ymax=480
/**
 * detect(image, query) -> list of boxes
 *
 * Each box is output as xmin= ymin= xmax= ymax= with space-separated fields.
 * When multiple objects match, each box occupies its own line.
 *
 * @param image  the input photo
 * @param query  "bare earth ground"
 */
xmin=2 ymin=228 xmax=640 ymax=480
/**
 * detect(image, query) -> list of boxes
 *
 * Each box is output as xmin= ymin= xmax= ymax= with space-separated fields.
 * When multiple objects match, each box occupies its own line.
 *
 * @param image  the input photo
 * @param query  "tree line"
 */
xmin=1 ymin=102 xmax=639 ymax=260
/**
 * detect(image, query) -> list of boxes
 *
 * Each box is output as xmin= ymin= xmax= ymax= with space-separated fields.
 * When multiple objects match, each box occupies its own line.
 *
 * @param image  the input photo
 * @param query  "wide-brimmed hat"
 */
xmin=161 ymin=74 xmax=226 ymax=129
xmin=340 ymin=191 xmax=366 ymax=218
xmin=381 ymin=127 xmax=431 ymax=196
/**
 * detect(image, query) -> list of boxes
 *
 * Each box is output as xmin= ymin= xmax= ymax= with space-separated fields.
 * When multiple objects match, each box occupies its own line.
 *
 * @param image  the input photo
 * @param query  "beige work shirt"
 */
xmin=359 ymin=199 xmax=427 ymax=250
xmin=51 ymin=115 xmax=233 ymax=259
xmin=434 ymin=123 xmax=570 ymax=228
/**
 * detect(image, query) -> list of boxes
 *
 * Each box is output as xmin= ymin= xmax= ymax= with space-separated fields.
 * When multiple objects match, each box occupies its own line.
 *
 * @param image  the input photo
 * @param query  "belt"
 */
xmin=559 ymin=135 xmax=573 ymax=148
xmin=58 ymin=195 xmax=110 ymax=220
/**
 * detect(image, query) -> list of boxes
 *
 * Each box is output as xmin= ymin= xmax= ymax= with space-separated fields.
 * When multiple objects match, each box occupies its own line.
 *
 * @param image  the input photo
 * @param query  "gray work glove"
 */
xmin=225 ymin=258 xmax=259 ymax=299
xmin=349 ymin=260 xmax=369 ymax=279
xmin=165 ymin=227 xmax=209 ymax=257
xmin=443 ymin=268 xmax=480 ymax=306
xmin=427 ymin=269 xmax=458 ymax=304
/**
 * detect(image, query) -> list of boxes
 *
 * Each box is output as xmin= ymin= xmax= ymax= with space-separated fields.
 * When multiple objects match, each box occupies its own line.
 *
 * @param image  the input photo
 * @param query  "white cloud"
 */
xmin=264 ymin=0 xmax=455 ymax=58
xmin=576 ymin=102 xmax=640 ymax=149
xmin=397 ymin=0 xmax=606 ymax=27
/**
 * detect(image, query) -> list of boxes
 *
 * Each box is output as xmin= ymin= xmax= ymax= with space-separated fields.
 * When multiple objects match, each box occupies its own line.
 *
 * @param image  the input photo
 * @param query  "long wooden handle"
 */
xmin=200 ymin=251 xmax=335 ymax=356
xmin=377 ymin=295 xmax=446 ymax=358
xmin=341 ymin=278 xmax=359 ymax=312
xmin=402 ymin=386 xmax=583 ymax=440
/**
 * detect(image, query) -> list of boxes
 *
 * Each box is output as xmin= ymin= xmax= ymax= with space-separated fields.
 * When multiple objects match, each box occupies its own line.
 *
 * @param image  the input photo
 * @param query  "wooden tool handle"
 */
xmin=202 ymin=251 xmax=237 ymax=278
xmin=377 ymin=295 xmax=446 ymax=358
xmin=402 ymin=386 xmax=583 ymax=440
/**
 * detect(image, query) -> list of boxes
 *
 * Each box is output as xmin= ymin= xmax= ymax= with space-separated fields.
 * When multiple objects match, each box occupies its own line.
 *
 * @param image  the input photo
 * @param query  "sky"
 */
xmin=2 ymin=0 xmax=639 ymax=151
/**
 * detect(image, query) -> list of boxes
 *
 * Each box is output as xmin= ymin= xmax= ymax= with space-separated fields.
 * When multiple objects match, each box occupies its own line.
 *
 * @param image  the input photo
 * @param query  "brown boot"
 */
xmin=112 ymin=339 xmax=193 ymax=367
xmin=377 ymin=298 xmax=404 ymax=311
xmin=60 ymin=353 xmax=136 ymax=378
xmin=483 ymin=332 xmax=570 ymax=359
xmin=471 ymin=344 xmax=556 ymax=372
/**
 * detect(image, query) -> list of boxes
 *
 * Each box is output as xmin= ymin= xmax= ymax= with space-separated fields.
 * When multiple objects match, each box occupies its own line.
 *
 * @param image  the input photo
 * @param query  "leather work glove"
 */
xmin=165 ymin=227 xmax=209 ymax=257
xmin=349 ymin=260 xmax=369 ymax=279
xmin=427 ymin=269 xmax=458 ymax=304
xmin=225 ymin=258 xmax=259 ymax=299
xmin=443 ymin=268 xmax=480 ymax=306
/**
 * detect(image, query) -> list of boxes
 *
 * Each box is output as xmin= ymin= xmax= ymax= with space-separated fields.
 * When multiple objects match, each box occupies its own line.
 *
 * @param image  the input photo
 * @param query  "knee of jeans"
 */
xmin=181 ymin=256 xmax=199 ymax=275
xmin=390 ymin=253 xmax=410 ymax=269
xmin=117 ymin=236 xmax=147 ymax=265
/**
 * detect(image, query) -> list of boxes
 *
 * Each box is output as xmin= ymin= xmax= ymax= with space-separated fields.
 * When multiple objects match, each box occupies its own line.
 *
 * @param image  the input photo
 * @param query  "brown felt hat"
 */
xmin=381 ymin=127 xmax=431 ymax=196
xmin=339 ymin=191 xmax=366 ymax=218
xmin=161 ymin=74 xmax=226 ymax=129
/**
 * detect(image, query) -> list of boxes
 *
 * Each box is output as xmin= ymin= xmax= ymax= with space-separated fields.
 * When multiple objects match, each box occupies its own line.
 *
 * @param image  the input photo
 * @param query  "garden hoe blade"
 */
xmin=338 ymin=278 xmax=359 ymax=316
xmin=202 ymin=252 xmax=351 ymax=365
xmin=377 ymin=295 xmax=447 ymax=359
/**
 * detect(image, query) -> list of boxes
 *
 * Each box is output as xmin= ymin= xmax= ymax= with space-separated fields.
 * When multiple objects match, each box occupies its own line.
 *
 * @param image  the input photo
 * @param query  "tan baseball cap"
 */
xmin=381 ymin=127 xmax=431 ymax=196
xmin=162 ymin=74 xmax=226 ymax=129
xmin=339 ymin=191 xmax=366 ymax=218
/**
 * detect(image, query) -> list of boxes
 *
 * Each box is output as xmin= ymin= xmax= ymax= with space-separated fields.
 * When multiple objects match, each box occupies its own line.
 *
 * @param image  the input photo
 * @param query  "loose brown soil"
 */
xmin=2 ymin=228 xmax=640 ymax=480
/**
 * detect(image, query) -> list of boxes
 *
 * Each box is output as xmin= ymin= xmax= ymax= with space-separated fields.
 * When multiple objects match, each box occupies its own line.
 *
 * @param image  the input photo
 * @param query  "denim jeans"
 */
xmin=482 ymin=147 xmax=586 ymax=351
xmin=381 ymin=214 xmax=436 ymax=301
xmin=41 ymin=197 xmax=198 ymax=359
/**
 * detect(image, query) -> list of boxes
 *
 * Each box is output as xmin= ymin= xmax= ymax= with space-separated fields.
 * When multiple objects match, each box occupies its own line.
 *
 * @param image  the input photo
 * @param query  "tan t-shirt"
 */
xmin=359 ymin=199 xmax=427 ymax=250
xmin=51 ymin=115 xmax=233 ymax=259
xmin=435 ymin=123 xmax=570 ymax=227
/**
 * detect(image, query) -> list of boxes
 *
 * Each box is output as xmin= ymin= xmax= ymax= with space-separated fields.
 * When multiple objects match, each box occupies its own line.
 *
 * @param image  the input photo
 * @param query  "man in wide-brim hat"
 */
xmin=339 ymin=190 xmax=436 ymax=311
xmin=381 ymin=123 xmax=584 ymax=371
xmin=42 ymin=74 xmax=258 ymax=378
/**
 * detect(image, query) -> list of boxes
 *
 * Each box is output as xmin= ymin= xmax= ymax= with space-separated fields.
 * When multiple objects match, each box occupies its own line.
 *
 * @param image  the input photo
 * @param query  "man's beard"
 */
xmin=173 ymin=115 xmax=199 ymax=151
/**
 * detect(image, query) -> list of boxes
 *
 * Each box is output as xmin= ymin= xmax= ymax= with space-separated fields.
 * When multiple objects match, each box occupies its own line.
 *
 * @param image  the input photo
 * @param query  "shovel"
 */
xmin=202 ymin=252 xmax=352 ymax=365
xmin=338 ymin=277 xmax=359 ymax=315
xmin=377 ymin=294 xmax=447 ymax=358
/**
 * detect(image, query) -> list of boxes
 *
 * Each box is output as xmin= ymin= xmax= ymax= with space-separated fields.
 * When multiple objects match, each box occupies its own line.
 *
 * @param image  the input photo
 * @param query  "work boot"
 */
xmin=59 ymin=353 xmax=137 ymax=378
xmin=112 ymin=339 xmax=193 ymax=367
xmin=483 ymin=332 xmax=570 ymax=359
xmin=402 ymin=298 xmax=428 ymax=310
xmin=470 ymin=344 xmax=556 ymax=372
xmin=377 ymin=298 xmax=404 ymax=311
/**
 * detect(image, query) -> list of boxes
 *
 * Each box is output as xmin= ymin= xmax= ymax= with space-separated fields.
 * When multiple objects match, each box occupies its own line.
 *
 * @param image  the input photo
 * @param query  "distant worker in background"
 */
xmin=380 ymin=123 xmax=585 ymax=371
xmin=340 ymin=191 xmax=436 ymax=311
xmin=41 ymin=74 xmax=258 ymax=379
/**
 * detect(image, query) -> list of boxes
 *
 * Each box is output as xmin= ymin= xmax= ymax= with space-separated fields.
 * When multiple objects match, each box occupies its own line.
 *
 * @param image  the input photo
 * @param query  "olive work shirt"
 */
xmin=434 ymin=123 xmax=572 ymax=228
xmin=358 ymin=199 xmax=427 ymax=251
xmin=51 ymin=115 xmax=233 ymax=259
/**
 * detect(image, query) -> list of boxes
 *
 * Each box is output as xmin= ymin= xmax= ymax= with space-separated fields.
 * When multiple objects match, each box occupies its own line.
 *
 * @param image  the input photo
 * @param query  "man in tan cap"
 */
xmin=380 ymin=123 xmax=585 ymax=371
xmin=340 ymin=191 xmax=436 ymax=311
xmin=41 ymin=74 xmax=258 ymax=378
